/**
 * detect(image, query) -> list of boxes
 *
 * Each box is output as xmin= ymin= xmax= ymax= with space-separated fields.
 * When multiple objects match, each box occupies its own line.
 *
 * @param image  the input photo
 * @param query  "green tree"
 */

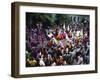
xmin=26 ymin=13 xmax=72 ymax=27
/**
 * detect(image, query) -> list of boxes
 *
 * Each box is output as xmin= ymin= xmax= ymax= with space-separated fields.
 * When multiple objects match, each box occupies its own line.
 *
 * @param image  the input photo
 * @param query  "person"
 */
xmin=77 ymin=55 xmax=83 ymax=64
xmin=39 ymin=54 xmax=45 ymax=66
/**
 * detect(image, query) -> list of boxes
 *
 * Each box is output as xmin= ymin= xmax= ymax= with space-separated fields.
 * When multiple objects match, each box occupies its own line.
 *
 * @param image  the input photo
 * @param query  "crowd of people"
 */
xmin=26 ymin=18 xmax=90 ymax=67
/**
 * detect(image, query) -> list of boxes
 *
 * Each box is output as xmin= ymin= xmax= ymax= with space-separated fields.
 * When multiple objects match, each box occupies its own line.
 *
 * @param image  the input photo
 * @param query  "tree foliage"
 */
xmin=26 ymin=13 xmax=72 ymax=27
